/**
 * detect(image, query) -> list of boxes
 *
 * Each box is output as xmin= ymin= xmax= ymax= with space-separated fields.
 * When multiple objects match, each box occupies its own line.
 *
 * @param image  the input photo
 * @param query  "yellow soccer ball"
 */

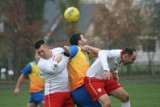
xmin=64 ymin=7 xmax=80 ymax=22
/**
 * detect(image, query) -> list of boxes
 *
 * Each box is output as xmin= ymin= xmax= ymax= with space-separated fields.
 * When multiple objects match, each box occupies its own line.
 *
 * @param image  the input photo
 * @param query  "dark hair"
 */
xmin=69 ymin=33 xmax=81 ymax=45
xmin=122 ymin=48 xmax=136 ymax=55
xmin=34 ymin=40 xmax=45 ymax=49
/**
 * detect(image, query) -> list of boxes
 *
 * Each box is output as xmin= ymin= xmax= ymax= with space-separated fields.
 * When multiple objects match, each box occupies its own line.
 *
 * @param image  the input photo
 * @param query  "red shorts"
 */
xmin=84 ymin=77 xmax=121 ymax=101
xmin=45 ymin=91 xmax=75 ymax=107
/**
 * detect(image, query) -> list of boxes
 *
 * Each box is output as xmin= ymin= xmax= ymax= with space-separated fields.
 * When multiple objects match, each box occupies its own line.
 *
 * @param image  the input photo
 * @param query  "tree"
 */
xmin=139 ymin=0 xmax=160 ymax=75
xmin=91 ymin=0 xmax=142 ymax=49
xmin=0 ymin=0 xmax=45 ymax=79
xmin=90 ymin=0 xmax=142 ymax=74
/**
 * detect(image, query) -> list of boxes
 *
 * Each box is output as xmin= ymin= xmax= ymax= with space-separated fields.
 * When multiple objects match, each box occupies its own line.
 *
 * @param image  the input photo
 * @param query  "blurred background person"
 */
xmin=13 ymin=54 xmax=45 ymax=107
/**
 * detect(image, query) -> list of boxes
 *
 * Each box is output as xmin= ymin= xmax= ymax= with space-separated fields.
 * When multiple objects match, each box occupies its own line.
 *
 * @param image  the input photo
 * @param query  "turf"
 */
xmin=111 ymin=75 xmax=160 ymax=107
xmin=0 ymin=75 xmax=160 ymax=107
xmin=0 ymin=80 xmax=30 ymax=107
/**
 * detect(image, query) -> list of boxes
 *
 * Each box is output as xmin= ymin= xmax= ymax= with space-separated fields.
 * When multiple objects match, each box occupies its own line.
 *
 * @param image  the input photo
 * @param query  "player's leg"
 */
xmin=72 ymin=85 xmax=101 ymax=107
xmin=109 ymin=86 xmax=130 ymax=107
xmin=45 ymin=92 xmax=63 ymax=107
xmin=63 ymin=99 xmax=75 ymax=107
xmin=27 ymin=103 xmax=36 ymax=107
xmin=28 ymin=94 xmax=36 ymax=107
xmin=84 ymin=77 xmax=111 ymax=107
xmin=39 ymin=100 xmax=45 ymax=107
xmin=63 ymin=92 xmax=75 ymax=107
xmin=44 ymin=95 xmax=50 ymax=107
xmin=85 ymin=77 xmax=111 ymax=107
xmin=85 ymin=78 xmax=111 ymax=107
xmin=30 ymin=91 xmax=45 ymax=107
xmin=98 ymin=94 xmax=111 ymax=107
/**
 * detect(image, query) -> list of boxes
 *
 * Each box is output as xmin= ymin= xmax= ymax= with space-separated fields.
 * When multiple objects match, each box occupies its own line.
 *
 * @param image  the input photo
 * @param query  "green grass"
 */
xmin=0 ymin=88 xmax=29 ymax=107
xmin=120 ymin=65 xmax=160 ymax=74
xmin=111 ymin=75 xmax=160 ymax=107
xmin=0 ymin=80 xmax=30 ymax=107
xmin=0 ymin=75 xmax=160 ymax=107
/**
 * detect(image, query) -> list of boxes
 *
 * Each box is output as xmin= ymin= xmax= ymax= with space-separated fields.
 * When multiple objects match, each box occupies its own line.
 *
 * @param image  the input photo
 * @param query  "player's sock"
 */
xmin=121 ymin=100 xmax=131 ymax=107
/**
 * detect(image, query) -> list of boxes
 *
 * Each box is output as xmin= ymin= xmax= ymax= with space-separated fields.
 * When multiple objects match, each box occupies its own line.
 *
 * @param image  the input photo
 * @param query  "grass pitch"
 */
xmin=0 ymin=75 xmax=160 ymax=107
xmin=111 ymin=75 xmax=160 ymax=107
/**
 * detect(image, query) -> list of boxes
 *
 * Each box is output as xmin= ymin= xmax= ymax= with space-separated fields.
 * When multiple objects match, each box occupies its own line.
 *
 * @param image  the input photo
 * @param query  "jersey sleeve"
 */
xmin=53 ymin=55 xmax=69 ymax=73
xmin=21 ymin=63 xmax=32 ymax=76
xmin=52 ymin=47 xmax=64 ymax=54
xmin=98 ymin=50 xmax=110 ymax=71
xmin=38 ymin=55 xmax=69 ymax=74
xmin=69 ymin=45 xmax=78 ymax=59
xmin=98 ymin=49 xmax=121 ymax=72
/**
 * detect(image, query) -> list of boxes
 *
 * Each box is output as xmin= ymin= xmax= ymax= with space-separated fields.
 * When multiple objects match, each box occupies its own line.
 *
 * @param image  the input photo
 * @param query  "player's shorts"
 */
xmin=45 ymin=91 xmax=75 ymax=107
xmin=84 ymin=77 xmax=121 ymax=101
xmin=71 ymin=85 xmax=101 ymax=107
xmin=29 ymin=90 xmax=44 ymax=105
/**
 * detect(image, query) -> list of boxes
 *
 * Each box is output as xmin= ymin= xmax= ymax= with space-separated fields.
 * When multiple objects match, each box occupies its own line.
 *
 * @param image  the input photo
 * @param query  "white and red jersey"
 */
xmin=38 ymin=48 xmax=70 ymax=95
xmin=86 ymin=49 xmax=122 ymax=79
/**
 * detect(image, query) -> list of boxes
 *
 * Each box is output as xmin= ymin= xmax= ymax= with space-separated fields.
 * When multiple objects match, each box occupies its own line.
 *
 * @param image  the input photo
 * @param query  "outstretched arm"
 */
xmin=14 ymin=74 xmax=25 ymax=96
xmin=82 ymin=45 xmax=100 ymax=57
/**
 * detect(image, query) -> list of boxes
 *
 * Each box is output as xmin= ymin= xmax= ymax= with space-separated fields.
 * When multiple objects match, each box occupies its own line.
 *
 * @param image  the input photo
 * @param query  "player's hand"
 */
xmin=14 ymin=88 xmax=19 ymax=96
xmin=63 ymin=46 xmax=70 ymax=54
xmin=112 ymin=72 xmax=119 ymax=81
xmin=51 ymin=55 xmax=62 ymax=69
xmin=103 ymin=71 xmax=112 ymax=80
xmin=51 ymin=61 xmax=58 ymax=69
xmin=81 ymin=45 xmax=89 ymax=52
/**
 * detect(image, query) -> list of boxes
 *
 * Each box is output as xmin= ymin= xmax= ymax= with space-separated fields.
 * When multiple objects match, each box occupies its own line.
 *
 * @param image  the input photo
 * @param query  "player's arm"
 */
xmin=14 ymin=64 xmax=31 ymax=96
xmin=42 ymin=53 xmax=69 ymax=73
xmin=51 ymin=47 xmax=66 ymax=68
xmin=99 ymin=49 xmax=121 ymax=80
xmin=51 ymin=54 xmax=63 ymax=69
xmin=81 ymin=45 xmax=100 ymax=57
xmin=51 ymin=54 xmax=69 ymax=73
xmin=14 ymin=74 xmax=25 ymax=96
xmin=108 ymin=49 xmax=122 ymax=81
xmin=98 ymin=50 xmax=112 ymax=80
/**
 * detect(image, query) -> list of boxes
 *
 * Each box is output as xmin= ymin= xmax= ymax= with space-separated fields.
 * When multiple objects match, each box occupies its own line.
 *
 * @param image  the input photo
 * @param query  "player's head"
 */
xmin=34 ymin=40 xmax=51 ymax=59
xmin=69 ymin=33 xmax=87 ymax=46
xmin=121 ymin=48 xmax=136 ymax=65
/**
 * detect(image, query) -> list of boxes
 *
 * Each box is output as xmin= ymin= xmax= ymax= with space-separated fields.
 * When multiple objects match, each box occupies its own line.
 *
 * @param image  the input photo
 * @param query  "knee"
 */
xmin=98 ymin=94 xmax=111 ymax=107
xmin=100 ymin=100 xmax=111 ymax=107
xmin=41 ymin=101 xmax=45 ymax=107
xmin=121 ymin=93 xmax=130 ymax=102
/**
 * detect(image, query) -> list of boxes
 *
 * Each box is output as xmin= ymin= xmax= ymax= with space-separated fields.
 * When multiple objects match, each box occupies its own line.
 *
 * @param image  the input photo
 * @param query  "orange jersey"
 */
xmin=28 ymin=62 xmax=45 ymax=92
xmin=68 ymin=46 xmax=93 ymax=90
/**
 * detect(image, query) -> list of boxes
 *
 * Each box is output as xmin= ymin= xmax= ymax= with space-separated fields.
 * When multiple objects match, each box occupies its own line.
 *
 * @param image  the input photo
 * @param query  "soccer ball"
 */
xmin=64 ymin=7 xmax=80 ymax=22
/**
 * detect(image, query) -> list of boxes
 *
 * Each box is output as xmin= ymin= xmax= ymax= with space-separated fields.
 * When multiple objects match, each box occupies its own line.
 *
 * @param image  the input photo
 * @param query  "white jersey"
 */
xmin=38 ymin=48 xmax=70 ymax=95
xmin=86 ymin=49 xmax=122 ymax=79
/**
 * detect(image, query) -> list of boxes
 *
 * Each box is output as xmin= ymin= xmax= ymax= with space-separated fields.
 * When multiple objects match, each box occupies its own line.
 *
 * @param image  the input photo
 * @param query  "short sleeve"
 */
xmin=21 ymin=64 xmax=32 ymax=76
xmin=69 ymin=45 xmax=78 ymax=59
